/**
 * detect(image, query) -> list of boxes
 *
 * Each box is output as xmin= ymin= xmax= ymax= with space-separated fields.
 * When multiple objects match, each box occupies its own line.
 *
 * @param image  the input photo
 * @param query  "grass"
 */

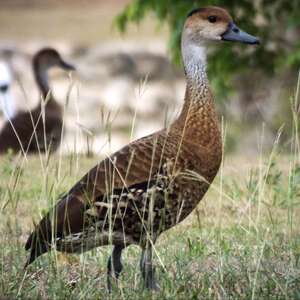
xmin=0 ymin=146 xmax=299 ymax=299
xmin=0 ymin=73 xmax=299 ymax=299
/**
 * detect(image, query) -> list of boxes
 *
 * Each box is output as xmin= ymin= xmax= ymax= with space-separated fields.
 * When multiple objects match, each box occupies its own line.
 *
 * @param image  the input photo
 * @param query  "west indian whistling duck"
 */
xmin=25 ymin=7 xmax=259 ymax=290
xmin=0 ymin=61 xmax=15 ymax=120
xmin=0 ymin=48 xmax=75 ymax=154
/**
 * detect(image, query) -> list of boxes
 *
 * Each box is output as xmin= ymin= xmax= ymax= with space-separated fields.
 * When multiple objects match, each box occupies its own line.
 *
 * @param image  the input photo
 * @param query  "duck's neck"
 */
xmin=180 ymin=35 xmax=211 ymax=115
xmin=173 ymin=35 xmax=221 ymax=148
xmin=182 ymin=40 xmax=208 ymax=90
xmin=33 ymin=63 xmax=54 ymax=105
xmin=0 ymin=90 xmax=16 ymax=120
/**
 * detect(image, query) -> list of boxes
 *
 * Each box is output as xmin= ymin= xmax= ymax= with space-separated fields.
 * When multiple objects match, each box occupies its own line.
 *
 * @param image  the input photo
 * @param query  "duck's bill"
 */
xmin=221 ymin=22 xmax=260 ymax=45
xmin=60 ymin=60 xmax=76 ymax=71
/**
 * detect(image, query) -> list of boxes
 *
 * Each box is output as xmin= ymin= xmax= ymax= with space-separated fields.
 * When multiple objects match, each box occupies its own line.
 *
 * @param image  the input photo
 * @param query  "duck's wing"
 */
xmin=0 ymin=111 xmax=36 ymax=153
xmin=25 ymin=130 xmax=176 ymax=265
xmin=0 ymin=108 xmax=63 ymax=153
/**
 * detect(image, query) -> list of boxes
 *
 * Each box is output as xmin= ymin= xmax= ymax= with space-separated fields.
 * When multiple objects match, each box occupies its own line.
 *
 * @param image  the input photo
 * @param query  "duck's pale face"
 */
xmin=185 ymin=7 xmax=231 ymax=42
xmin=184 ymin=7 xmax=259 ymax=45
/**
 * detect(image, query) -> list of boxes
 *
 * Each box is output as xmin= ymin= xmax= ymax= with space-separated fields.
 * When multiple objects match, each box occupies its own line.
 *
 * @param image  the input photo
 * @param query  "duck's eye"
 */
xmin=208 ymin=16 xmax=217 ymax=23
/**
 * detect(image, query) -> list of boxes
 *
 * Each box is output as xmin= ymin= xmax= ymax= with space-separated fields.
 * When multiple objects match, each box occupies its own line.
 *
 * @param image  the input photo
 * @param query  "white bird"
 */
xmin=0 ymin=61 xmax=16 ymax=120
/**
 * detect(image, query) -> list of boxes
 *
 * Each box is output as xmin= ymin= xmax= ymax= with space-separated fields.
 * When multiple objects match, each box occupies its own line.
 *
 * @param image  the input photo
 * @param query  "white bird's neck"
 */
xmin=0 ymin=61 xmax=16 ymax=119
xmin=0 ymin=90 xmax=16 ymax=120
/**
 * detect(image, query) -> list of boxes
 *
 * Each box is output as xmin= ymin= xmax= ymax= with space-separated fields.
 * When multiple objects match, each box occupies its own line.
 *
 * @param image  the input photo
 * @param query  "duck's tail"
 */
xmin=24 ymin=216 xmax=52 ymax=269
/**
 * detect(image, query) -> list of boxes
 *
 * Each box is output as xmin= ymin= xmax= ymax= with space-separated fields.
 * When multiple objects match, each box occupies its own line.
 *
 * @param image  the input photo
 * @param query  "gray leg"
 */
xmin=107 ymin=245 xmax=124 ymax=292
xmin=140 ymin=246 xmax=159 ymax=290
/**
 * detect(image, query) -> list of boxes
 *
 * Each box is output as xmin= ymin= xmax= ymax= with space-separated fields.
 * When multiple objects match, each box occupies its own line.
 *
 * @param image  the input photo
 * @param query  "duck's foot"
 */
xmin=140 ymin=246 xmax=160 ymax=291
xmin=107 ymin=245 xmax=124 ymax=292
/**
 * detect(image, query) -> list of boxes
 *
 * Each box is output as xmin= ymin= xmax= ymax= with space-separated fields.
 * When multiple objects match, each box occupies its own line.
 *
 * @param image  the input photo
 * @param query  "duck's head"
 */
xmin=33 ymin=48 xmax=76 ymax=72
xmin=184 ymin=6 xmax=259 ymax=46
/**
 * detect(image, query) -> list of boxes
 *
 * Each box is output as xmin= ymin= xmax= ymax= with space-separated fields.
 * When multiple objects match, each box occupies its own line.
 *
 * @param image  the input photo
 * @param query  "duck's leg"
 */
xmin=107 ymin=245 xmax=124 ymax=292
xmin=140 ymin=245 xmax=159 ymax=290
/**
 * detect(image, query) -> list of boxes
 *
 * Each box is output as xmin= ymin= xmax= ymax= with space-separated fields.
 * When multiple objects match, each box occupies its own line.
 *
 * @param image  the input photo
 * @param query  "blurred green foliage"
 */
xmin=115 ymin=0 xmax=300 ymax=94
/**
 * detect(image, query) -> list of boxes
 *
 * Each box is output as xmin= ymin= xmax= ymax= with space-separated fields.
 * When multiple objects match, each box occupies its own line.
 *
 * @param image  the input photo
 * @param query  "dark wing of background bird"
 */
xmin=0 ymin=108 xmax=62 ymax=153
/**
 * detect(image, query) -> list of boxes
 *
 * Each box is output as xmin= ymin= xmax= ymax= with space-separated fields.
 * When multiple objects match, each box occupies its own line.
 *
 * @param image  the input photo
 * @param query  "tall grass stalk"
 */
xmin=0 ymin=77 xmax=299 ymax=299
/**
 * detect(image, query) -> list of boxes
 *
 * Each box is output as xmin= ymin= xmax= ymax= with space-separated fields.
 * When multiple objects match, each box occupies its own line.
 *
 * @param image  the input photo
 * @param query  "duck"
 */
xmin=25 ymin=7 xmax=259 ymax=291
xmin=0 ymin=61 xmax=15 ymax=120
xmin=0 ymin=48 xmax=75 ymax=154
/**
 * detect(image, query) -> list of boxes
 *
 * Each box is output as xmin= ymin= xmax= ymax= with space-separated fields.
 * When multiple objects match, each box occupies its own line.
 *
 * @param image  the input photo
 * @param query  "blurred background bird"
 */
xmin=0 ymin=61 xmax=15 ymax=121
xmin=0 ymin=48 xmax=75 ymax=154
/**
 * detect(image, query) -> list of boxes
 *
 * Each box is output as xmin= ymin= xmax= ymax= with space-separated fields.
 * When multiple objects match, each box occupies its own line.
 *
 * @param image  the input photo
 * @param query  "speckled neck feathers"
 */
xmin=174 ymin=34 xmax=221 ymax=151
xmin=181 ymin=34 xmax=209 ymax=100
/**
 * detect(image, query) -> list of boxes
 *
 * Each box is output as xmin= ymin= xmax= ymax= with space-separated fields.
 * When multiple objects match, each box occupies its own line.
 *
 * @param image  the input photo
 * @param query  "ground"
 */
xmin=0 ymin=151 xmax=299 ymax=299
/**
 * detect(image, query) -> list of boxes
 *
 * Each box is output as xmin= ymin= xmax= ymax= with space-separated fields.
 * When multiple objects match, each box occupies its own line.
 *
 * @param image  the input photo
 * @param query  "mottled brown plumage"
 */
xmin=25 ymin=7 xmax=259 ymax=290
xmin=0 ymin=48 xmax=75 ymax=154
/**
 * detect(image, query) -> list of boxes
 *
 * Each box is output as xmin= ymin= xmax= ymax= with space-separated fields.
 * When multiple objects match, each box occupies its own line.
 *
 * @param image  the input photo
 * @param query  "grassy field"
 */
xmin=0 ymin=145 xmax=299 ymax=299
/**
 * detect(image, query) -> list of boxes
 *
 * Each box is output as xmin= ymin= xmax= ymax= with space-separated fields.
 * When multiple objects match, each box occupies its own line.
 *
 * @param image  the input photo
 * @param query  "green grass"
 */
xmin=0 ymin=75 xmax=299 ymax=299
xmin=0 ymin=149 xmax=299 ymax=299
